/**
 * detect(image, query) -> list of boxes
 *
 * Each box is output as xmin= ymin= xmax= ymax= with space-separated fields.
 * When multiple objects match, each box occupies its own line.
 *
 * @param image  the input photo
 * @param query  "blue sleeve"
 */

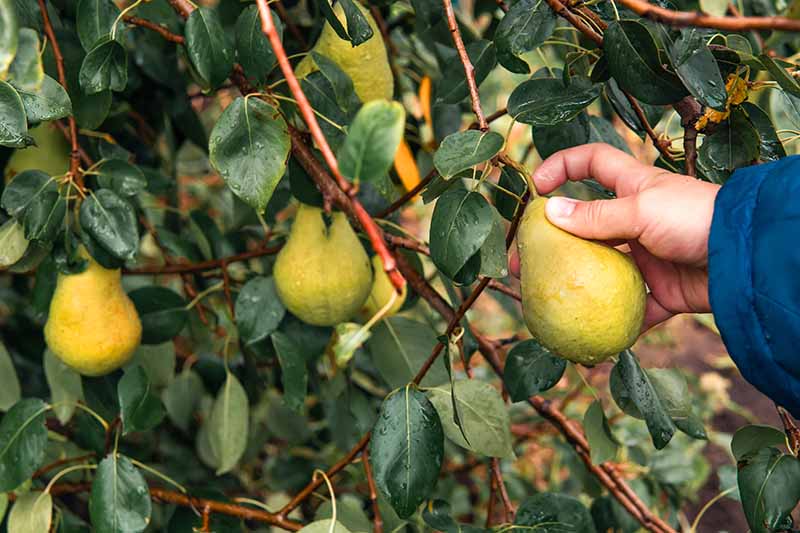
xmin=709 ymin=155 xmax=800 ymax=418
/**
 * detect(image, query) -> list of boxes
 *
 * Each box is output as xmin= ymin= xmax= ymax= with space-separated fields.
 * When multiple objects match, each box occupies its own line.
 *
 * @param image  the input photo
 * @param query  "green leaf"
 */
xmin=338 ymin=0 xmax=373 ymax=45
xmin=532 ymin=112 xmax=591 ymax=159
xmin=700 ymin=0 xmax=728 ymax=15
xmin=314 ymin=496 xmax=370 ymax=533
xmin=370 ymin=385 xmax=444 ymax=518
xmin=731 ymin=425 xmax=787 ymax=461
xmin=272 ymin=332 xmax=308 ymax=413
xmin=339 ymin=100 xmax=405 ymax=184
xmin=0 ymin=80 xmax=30 ymax=147
xmin=646 ymin=368 xmax=707 ymax=440
xmin=494 ymin=167 xmax=527 ymax=221
xmin=128 ymin=286 xmax=188 ymax=344
xmin=184 ymin=7 xmax=233 ymax=89
xmin=79 ymin=189 xmax=138 ymax=260
xmin=8 ymin=28 xmax=43 ymax=92
xmin=760 ymin=53 xmax=800 ymax=98
xmin=515 ymin=493 xmax=596 ymax=532
xmin=44 ymin=349 xmax=83 ymax=425
xmin=503 ymin=339 xmax=566 ymax=401
xmin=208 ymin=371 xmax=249 ymax=475
xmin=90 ymin=454 xmax=151 ymax=533
xmin=297 ymin=520 xmax=352 ymax=533
xmin=236 ymin=276 xmax=286 ymax=345
xmin=76 ymin=0 xmax=120 ymax=51
xmin=429 ymin=188 xmax=495 ymax=280
xmin=436 ymin=40 xmax=496 ymax=104
xmin=477 ymin=210 xmax=508 ymax=278
xmin=583 ymin=400 xmax=620 ymax=464
xmin=588 ymin=115 xmax=632 ymax=154
xmin=743 ymin=102 xmax=786 ymax=162
xmin=22 ymin=190 xmax=65 ymax=242
xmin=434 ymin=130 xmax=504 ymax=180
xmin=79 ymin=37 xmax=127 ymax=94
xmin=235 ymin=5 xmax=281 ymax=84
xmin=96 ymin=160 xmax=147 ymax=197
xmin=0 ymin=341 xmax=20 ymax=411
xmin=0 ymin=398 xmax=48 ymax=491
xmin=127 ymin=343 xmax=175 ymax=389
xmin=669 ymin=29 xmax=727 ymax=111
xmin=700 ymin=108 xmax=760 ymax=171
xmin=7 ymin=492 xmax=52 ymax=533
xmin=738 ymin=448 xmax=800 ymax=533
xmin=162 ymin=369 xmax=204 ymax=432
xmin=301 ymin=71 xmax=350 ymax=150
xmin=118 ymin=365 xmax=166 ymax=434
xmin=0 ymin=493 xmax=6 ymax=524
xmin=508 ymin=77 xmax=600 ymax=126
xmin=208 ymin=96 xmax=290 ymax=213
xmin=0 ymin=219 xmax=28 ymax=267
xmin=0 ymin=0 xmax=18 ymax=78
xmin=422 ymin=500 xmax=486 ymax=533
xmin=14 ymin=74 xmax=72 ymax=122
xmin=603 ymin=79 xmax=663 ymax=138
xmin=495 ymin=0 xmax=556 ymax=74
xmin=603 ymin=20 xmax=686 ymax=105
xmin=366 ymin=317 xmax=449 ymax=388
xmin=427 ymin=380 xmax=514 ymax=459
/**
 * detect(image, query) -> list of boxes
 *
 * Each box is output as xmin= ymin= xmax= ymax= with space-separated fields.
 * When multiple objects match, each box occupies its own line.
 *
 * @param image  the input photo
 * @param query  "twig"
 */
xmin=777 ymin=405 xmax=800 ymax=455
xmin=166 ymin=0 xmax=193 ymax=17
xmin=543 ymin=0 xmax=603 ymax=45
xmin=123 ymin=15 xmax=185 ymax=43
xmin=376 ymin=169 xmax=436 ymax=218
xmin=617 ymin=0 xmax=800 ymax=31
xmin=220 ymin=260 xmax=235 ymax=318
xmin=442 ymin=0 xmax=488 ymax=130
xmin=123 ymin=245 xmax=283 ymax=275
xmin=362 ymin=449 xmax=384 ymax=533
xmin=674 ymin=96 xmax=703 ymax=176
xmin=624 ymin=92 xmax=673 ymax=161
xmin=490 ymin=458 xmax=514 ymax=523
xmin=468 ymin=107 xmax=508 ymax=130
xmin=32 ymin=454 xmax=95 ymax=480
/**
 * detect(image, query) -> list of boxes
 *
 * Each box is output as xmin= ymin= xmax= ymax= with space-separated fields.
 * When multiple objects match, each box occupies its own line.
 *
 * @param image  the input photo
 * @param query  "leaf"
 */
xmin=532 ymin=112 xmax=591 ymax=159
xmin=0 ymin=398 xmax=48 ymax=491
xmin=508 ymin=77 xmax=600 ymax=126
xmin=79 ymin=189 xmax=138 ymax=260
xmin=603 ymin=20 xmax=686 ymax=105
xmin=332 ymin=322 xmax=370 ymax=368
xmin=433 ymin=130 xmax=504 ymax=179
xmin=235 ymin=5 xmax=281 ymax=84
xmin=338 ymin=0 xmax=373 ymax=45
xmin=436 ymin=40 xmax=496 ymax=104
xmin=588 ymin=115 xmax=631 ymax=154
xmin=583 ymin=400 xmax=619 ymax=464
xmin=8 ymin=28 xmax=44 ymax=92
xmin=22 ymin=190 xmax=65 ymax=242
xmin=90 ymin=454 xmax=151 ymax=533
xmin=96 ymin=160 xmax=147 ymax=197
xmin=646 ymin=368 xmax=707 ymax=440
xmin=422 ymin=500 xmax=487 ymax=533
xmin=128 ymin=286 xmax=188 ymax=344
xmin=370 ymin=385 xmax=444 ymax=518
xmin=184 ymin=7 xmax=233 ymax=89
xmin=427 ymin=380 xmax=514 ymax=459
xmin=495 ymin=0 xmax=557 ymax=74
xmin=339 ymin=100 xmax=406 ymax=185
xmin=0 ymin=219 xmax=28 ymax=267
xmin=504 ymin=339 xmax=566 ymax=402
xmin=297 ymin=520 xmax=352 ymax=533
xmin=118 ymin=365 xmax=166 ymax=434
xmin=209 ymin=96 xmax=290 ymax=213
xmin=76 ymin=0 xmax=120 ymax=51
xmin=0 ymin=80 xmax=30 ymax=147
xmin=272 ymin=332 xmax=308 ymax=413
xmin=477 ymin=210 xmax=508 ymax=279
xmin=44 ymin=349 xmax=83 ymax=425
xmin=7 ymin=492 xmax=52 ymax=533
xmin=0 ymin=341 xmax=20 ymax=411
xmin=79 ymin=37 xmax=127 ymax=94
xmin=494 ymin=167 xmax=527 ymax=221
xmin=700 ymin=108 xmax=760 ymax=171
xmin=162 ymin=369 xmax=203 ymax=432
xmin=314 ymin=496 xmax=370 ymax=533
xmin=760 ymin=54 xmax=800 ymax=98
xmin=700 ymin=0 xmax=728 ymax=15
xmin=669 ymin=28 xmax=727 ymax=110
xmin=429 ymin=189 xmax=495 ymax=279
xmin=301 ymin=71 xmax=350 ymax=150
xmin=515 ymin=493 xmax=596 ymax=532
xmin=731 ymin=425 xmax=787 ymax=461
xmin=603 ymin=79 xmax=663 ymax=138
xmin=738 ymin=448 xmax=800 ymax=533
xmin=0 ymin=0 xmax=17 ymax=78
xmin=743 ymin=101 xmax=786 ymax=162
xmin=14 ymin=75 xmax=72 ymax=122
xmin=0 ymin=493 xmax=6 ymax=524
xmin=235 ymin=276 xmax=286 ymax=345
xmin=207 ymin=371 xmax=249 ymax=475
xmin=366 ymin=317 xmax=449 ymax=388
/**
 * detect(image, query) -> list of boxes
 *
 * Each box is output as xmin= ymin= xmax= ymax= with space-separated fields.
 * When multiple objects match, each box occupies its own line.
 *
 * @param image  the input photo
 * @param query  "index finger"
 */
xmin=532 ymin=143 xmax=664 ymax=197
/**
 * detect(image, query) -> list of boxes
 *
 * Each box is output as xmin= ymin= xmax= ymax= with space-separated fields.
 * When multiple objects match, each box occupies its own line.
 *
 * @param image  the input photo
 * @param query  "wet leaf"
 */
xmin=76 ymin=0 xmax=120 ymax=51
xmin=0 ymin=80 xmax=30 ymax=147
xmin=436 ymin=40 xmax=496 ymax=104
xmin=235 ymin=276 xmax=286 ymax=345
xmin=515 ymin=493 xmax=595 ymax=532
xmin=79 ymin=189 xmax=138 ymax=260
xmin=272 ymin=332 xmax=308 ymax=413
xmin=433 ymin=130 xmax=504 ymax=178
xmin=79 ymin=37 xmax=127 ymax=94
xmin=508 ymin=77 xmax=600 ymax=126
xmin=90 ymin=454 xmax=151 ymax=533
xmin=208 ymin=371 xmax=249 ymax=475
xmin=495 ymin=0 xmax=556 ymax=74
xmin=118 ymin=365 xmax=166 ymax=434
xmin=503 ymin=339 xmax=566 ymax=401
xmin=731 ymin=425 xmax=787 ymax=461
xmin=128 ymin=286 xmax=187 ymax=344
xmin=0 ymin=341 xmax=20 ymax=411
xmin=583 ymin=400 xmax=620 ymax=464
xmin=339 ymin=100 xmax=405 ymax=185
xmin=0 ymin=398 xmax=48 ymax=491
xmin=184 ymin=7 xmax=233 ymax=89
xmin=235 ymin=5 xmax=281 ymax=84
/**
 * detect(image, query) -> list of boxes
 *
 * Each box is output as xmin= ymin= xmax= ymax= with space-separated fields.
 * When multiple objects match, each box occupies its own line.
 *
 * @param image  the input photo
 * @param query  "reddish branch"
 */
xmin=625 ymin=92 xmax=673 ymax=161
xmin=618 ymin=0 xmax=800 ymax=31
xmin=123 ymin=15 xmax=185 ymax=43
xmin=124 ymin=245 xmax=283 ymax=275
xmin=777 ymin=406 xmax=800 ymax=455
xmin=362 ymin=449 xmax=384 ymax=533
xmin=490 ymin=458 xmax=514 ymax=522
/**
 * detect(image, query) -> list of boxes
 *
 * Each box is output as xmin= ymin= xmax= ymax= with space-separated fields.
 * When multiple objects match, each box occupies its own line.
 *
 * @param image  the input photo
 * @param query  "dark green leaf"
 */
xmin=503 ymin=339 xmax=566 ymax=401
xmin=118 ymin=365 xmax=166 ymax=434
xmin=235 ymin=276 xmax=286 ymax=345
xmin=760 ymin=53 xmax=800 ymax=98
xmin=44 ymin=349 xmax=83 ymax=425
xmin=162 ymin=369 xmax=204 ymax=432
xmin=495 ymin=0 xmax=556 ymax=74
xmin=515 ymin=493 xmax=596 ymax=533
xmin=339 ymin=100 xmax=405 ymax=184
xmin=532 ymin=112 xmax=591 ymax=159
xmin=646 ymin=368 xmax=707 ymax=440
xmin=477 ymin=210 xmax=508 ymax=278
xmin=14 ymin=75 xmax=72 ymax=122
xmin=1 ymin=169 xmax=55 ymax=217
xmin=603 ymin=79 xmax=662 ymax=138
xmin=0 ymin=398 xmax=48 ymax=491
xmin=731 ymin=425 xmax=787 ymax=461
xmin=669 ymin=28 xmax=726 ymax=110
xmin=0 ymin=0 xmax=17 ymax=78
xmin=433 ymin=130 xmax=504 ymax=179
xmin=184 ymin=7 xmax=234 ymax=89
xmin=0 ymin=80 xmax=30 ymax=147
xmin=494 ymin=166 xmax=527 ymax=220
xmin=96 ymin=160 xmax=147 ymax=197
xmin=90 ymin=454 xmax=151 ymax=533
xmin=508 ymin=77 xmax=600 ymax=126
xmin=129 ymin=287 xmax=187 ymax=344
xmin=436 ymin=40 xmax=496 ymax=104
xmin=207 ymin=371 xmax=249 ymax=475
xmin=76 ymin=0 xmax=120 ymax=51
xmin=700 ymin=108 xmax=760 ymax=170
xmin=8 ymin=28 xmax=43 ymax=92
xmin=79 ymin=189 xmax=138 ymax=260
xmin=370 ymin=385 xmax=444 ymax=518
xmin=79 ymin=37 xmax=127 ymax=94
xmin=738 ymin=448 xmax=800 ymax=533
xmin=272 ymin=332 xmax=308 ymax=413
xmin=588 ymin=115 xmax=631 ymax=154
xmin=22 ymin=190 xmax=65 ymax=242
xmin=235 ymin=5 xmax=281 ymax=84
xmin=339 ymin=0 xmax=373 ymax=45
xmin=423 ymin=500 xmax=487 ymax=533
xmin=583 ymin=400 xmax=620 ymax=464
xmin=742 ymin=101 xmax=785 ymax=161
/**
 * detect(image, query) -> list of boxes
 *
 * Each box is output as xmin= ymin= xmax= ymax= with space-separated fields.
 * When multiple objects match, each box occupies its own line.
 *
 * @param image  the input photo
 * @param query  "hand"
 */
xmin=531 ymin=144 xmax=721 ymax=330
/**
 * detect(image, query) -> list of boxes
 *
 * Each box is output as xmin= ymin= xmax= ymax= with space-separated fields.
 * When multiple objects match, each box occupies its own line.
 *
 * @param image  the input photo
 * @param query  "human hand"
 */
xmin=531 ymin=144 xmax=721 ymax=330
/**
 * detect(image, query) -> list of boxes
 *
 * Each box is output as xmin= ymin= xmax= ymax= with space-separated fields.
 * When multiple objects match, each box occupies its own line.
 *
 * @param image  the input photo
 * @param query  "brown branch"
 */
xmin=123 ymin=15 xmax=185 ymax=43
xmin=618 ymin=0 xmax=800 ymax=31
xmin=490 ymin=458 xmax=514 ymax=523
xmin=777 ymin=405 xmax=800 ymax=455
xmin=38 ymin=0 xmax=81 ymax=185
xmin=544 ymin=0 xmax=603 ymax=45
xmin=53 ymin=120 xmax=92 ymax=168
xmin=166 ymin=0 xmax=193 ymax=17
xmin=32 ymin=454 xmax=95 ymax=480
xmin=674 ymin=96 xmax=703 ymax=176
xmin=362 ymin=448 xmax=384 ymax=533
xmin=624 ymin=92 xmax=673 ymax=161
xmin=468 ymin=107 xmax=508 ymax=130
xmin=376 ymin=169 xmax=436 ymax=218
xmin=442 ymin=0 xmax=488 ymax=130
xmin=123 ymin=245 xmax=283 ymax=275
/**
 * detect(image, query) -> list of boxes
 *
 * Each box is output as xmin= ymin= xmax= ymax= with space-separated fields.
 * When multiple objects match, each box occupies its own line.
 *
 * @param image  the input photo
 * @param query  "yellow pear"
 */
xmin=274 ymin=204 xmax=373 ymax=326
xmin=5 ymin=122 xmax=71 ymax=183
xmin=44 ymin=248 xmax=142 ymax=376
xmin=360 ymin=255 xmax=407 ymax=319
xmin=517 ymin=197 xmax=646 ymax=365
xmin=295 ymin=2 xmax=393 ymax=103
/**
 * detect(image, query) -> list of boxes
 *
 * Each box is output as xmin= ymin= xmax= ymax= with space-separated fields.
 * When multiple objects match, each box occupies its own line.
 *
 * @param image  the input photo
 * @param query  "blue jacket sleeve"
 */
xmin=709 ymin=155 xmax=800 ymax=417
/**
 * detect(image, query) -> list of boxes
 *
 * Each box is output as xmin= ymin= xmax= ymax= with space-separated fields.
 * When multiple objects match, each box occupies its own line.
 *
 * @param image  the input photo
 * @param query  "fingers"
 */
xmin=544 ymin=196 xmax=644 ymax=241
xmin=533 ymin=143 xmax=661 ymax=197
xmin=642 ymin=295 xmax=674 ymax=331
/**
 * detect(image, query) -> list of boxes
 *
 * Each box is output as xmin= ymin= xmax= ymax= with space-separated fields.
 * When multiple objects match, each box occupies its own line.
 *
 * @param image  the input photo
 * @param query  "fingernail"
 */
xmin=546 ymin=197 xmax=577 ymax=219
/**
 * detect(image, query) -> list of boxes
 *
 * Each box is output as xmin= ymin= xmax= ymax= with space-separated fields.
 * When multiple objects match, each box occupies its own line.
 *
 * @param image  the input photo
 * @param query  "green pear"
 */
xmin=517 ymin=197 xmax=646 ymax=365
xmin=295 ymin=2 xmax=393 ymax=103
xmin=274 ymin=203 xmax=373 ymax=326
xmin=5 ymin=122 xmax=71 ymax=182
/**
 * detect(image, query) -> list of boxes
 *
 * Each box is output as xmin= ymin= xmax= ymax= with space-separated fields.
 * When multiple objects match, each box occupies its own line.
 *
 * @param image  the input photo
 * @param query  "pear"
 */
xmin=360 ymin=255 xmax=407 ymax=319
xmin=5 ymin=122 xmax=71 ymax=183
xmin=44 ymin=248 xmax=142 ymax=376
xmin=274 ymin=204 xmax=373 ymax=326
xmin=517 ymin=197 xmax=646 ymax=365
xmin=295 ymin=1 xmax=393 ymax=103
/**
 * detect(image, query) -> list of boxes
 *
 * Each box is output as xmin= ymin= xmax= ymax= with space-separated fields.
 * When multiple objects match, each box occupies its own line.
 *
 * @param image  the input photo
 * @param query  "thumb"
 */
xmin=544 ymin=196 xmax=643 ymax=241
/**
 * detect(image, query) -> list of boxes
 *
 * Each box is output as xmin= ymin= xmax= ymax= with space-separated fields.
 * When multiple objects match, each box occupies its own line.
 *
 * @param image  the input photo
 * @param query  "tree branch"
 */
xmin=123 ymin=244 xmax=283 ymax=275
xmin=123 ymin=15 xmax=185 ymax=43
xmin=617 ymin=0 xmax=800 ymax=31
xmin=362 ymin=448 xmax=384 ymax=533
